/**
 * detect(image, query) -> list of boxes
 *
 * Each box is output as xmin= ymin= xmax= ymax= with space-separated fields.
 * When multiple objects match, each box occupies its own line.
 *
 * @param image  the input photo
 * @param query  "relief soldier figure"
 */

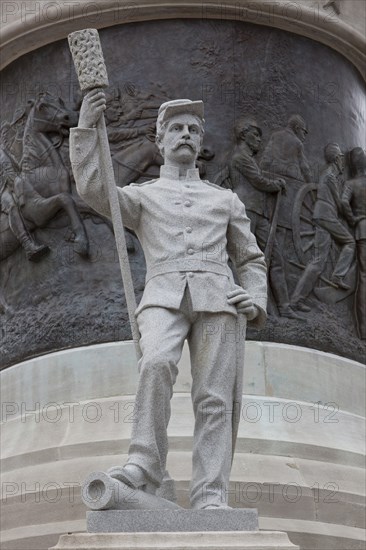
xmin=105 ymin=90 xmax=157 ymax=150
xmin=227 ymin=116 xmax=301 ymax=319
xmin=342 ymin=147 xmax=366 ymax=338
xmin=291 ymin=143 xmax=355 ymax=311
xmin=0 ymin=123 xmax=49 ymax=261
xmin=259 ymin=115 xmax=313 ymax=259
xmin=70 ymin=93 xmax=268 ymax=509
xmin=104 ymin=90 xmax=162 ymax=185
xmin=260 ymin=114 xmax=312 ymax=183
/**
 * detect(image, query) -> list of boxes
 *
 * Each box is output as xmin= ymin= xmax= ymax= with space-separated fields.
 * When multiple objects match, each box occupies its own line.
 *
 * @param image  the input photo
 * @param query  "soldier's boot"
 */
xmin=107 ymin=464 xmax=158 ymax=495
xmin=270 ymin=269 xmax=304 ymax=319
xmin=291 ymin=298 xmax=311 ymax=313
xmin=278 ymin=304 xmax=304 ymax=319
xmin=9 ymin=207 xmax=50 ymax=262
xmin=331 ymin=276 xmax=351 ymax=291
xmin=20 ymin=235 xmax=50 ymax=262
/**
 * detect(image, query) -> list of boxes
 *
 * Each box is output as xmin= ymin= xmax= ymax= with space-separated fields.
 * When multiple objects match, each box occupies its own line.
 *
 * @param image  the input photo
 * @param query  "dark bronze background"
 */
xmin=0 ymin=19 xmax=365 ymax=368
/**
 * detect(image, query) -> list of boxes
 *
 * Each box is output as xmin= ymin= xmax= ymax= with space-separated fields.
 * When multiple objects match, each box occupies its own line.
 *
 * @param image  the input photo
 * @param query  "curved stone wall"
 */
xmin=1 ymin=1 xmax=365 ymax=78
xmin=1 ymin=342 xmax=365 ymax=549
xmin=1 ymin=19 xmax=365 ymax=367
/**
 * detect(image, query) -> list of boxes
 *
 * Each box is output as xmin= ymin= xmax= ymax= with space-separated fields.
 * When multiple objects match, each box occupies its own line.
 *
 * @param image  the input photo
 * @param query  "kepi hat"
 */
xmin=157 ymin=99 xmax=204 ymax=134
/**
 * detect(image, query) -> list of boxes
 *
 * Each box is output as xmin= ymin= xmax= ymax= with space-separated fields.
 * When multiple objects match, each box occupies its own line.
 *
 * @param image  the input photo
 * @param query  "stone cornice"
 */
xmin=0 ymin=1 xmax=365 ymax=78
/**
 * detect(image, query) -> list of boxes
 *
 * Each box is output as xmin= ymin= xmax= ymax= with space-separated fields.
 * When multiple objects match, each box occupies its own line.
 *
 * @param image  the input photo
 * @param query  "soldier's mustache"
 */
xmin=173 ymin=140 xmax=195 ymax=151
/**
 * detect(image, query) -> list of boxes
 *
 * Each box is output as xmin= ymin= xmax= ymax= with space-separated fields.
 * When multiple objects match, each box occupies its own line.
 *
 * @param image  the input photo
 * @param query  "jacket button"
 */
xmin=186 ymin=227 xmax=192 ymax=233
xmin=187 ymin=248 xmax=194 ymax=255
xmin=188 ymin=272 xmax=194 ymax=278
xmin=184 ymin=200 xmax=192 ymax=207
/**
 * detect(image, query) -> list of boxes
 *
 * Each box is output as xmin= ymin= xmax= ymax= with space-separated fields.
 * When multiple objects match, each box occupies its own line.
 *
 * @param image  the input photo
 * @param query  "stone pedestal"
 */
xmin=50 ymin=531 xmax=300 ymax=549
xmin=86 ymin=509 xmax=259 ymax=532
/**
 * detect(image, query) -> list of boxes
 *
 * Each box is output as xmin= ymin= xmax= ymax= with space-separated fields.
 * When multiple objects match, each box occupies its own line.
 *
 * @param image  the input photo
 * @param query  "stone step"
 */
xmin=50 ymin=530 xmax=300 ymax=549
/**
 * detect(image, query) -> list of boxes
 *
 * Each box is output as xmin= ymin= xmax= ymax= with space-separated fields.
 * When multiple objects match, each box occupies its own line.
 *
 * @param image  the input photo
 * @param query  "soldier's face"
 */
xmin=161 ymin=114 xmax=202 ymax=164
xmin=295 ymin=124 xmax=308 ymax=143
xmin=244 ymin=127 xmax=262 ymax=153
xmin=106 ymin=100 xmax=122 ymax=122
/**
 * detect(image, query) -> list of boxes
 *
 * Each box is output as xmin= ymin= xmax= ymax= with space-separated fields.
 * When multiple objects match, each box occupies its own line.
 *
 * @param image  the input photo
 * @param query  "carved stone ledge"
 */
xmin=1 ymin=1 xmax=365 ymax=79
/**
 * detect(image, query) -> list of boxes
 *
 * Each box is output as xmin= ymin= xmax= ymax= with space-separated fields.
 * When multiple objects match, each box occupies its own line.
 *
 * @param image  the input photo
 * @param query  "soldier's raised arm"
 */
xmin=70 ymin=90 xmax=141 ymax=231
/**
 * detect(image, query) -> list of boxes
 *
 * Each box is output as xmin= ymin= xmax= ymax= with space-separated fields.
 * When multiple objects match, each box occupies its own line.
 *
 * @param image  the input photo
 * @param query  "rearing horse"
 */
xmin=13 ymin=93 xmax=89 ymax=256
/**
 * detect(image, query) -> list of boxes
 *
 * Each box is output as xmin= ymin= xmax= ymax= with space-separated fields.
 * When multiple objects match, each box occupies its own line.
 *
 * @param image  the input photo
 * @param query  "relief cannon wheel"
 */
xmin=292 ymin=183 xmax=318 ymax=265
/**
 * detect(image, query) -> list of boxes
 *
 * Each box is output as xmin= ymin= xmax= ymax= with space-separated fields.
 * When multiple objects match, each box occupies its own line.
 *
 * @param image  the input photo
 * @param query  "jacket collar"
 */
xmin=160 ymin=164 xmax=200 ymax=181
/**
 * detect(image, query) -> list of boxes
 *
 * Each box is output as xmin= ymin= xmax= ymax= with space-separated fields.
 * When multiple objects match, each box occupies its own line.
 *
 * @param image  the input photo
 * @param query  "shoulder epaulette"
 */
xmin=203 ymin=180 xmax=229 ymax=191
xmin=130 ymin=179 xmax=158 ymax=187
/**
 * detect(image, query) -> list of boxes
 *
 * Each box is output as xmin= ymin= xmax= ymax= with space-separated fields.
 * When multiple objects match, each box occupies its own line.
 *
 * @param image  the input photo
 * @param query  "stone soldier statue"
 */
xmin=342 ymin=147 xmax=366 ymax=339
xmin=291 ymin=143 xmax=355 ymax=311
xmin=260 ymin=114 xmax=312 ymax=183
xmin=70 ymin=93 xmax=267 ymax=509
xmin=227 ymin=116 xmax=300 ymax=319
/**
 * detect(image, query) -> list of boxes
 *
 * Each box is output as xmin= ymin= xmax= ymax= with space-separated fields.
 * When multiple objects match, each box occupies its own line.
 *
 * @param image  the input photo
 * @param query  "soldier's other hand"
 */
xmin=227 ymin=286 xmax=259 ymax=320
xmin=275 ymin=178 xmax=287 ymax=194
xmin=346 ymin=216 xmax=356 ymax=227
xmin=79 ymin=89 xmax=106 ymax=129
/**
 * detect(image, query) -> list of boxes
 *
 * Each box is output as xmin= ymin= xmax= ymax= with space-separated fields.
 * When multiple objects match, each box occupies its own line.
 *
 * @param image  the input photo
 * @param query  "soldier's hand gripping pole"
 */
xmin=68 ymin=28 xmax=142 ymax=360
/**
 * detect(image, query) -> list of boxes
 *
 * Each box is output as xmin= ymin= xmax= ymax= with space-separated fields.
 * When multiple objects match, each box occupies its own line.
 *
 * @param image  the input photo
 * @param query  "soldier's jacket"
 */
xmin=0 ymin=148 xmax=16 ymax=195
xmin=0 ymin=147 xmax=18 ymax=213
xmin=342 ymin=176 xmax=366 ymax=240
xmin=228 ymin=143 xmax=279 ymax=218
xmin=313 ymin=166 xmax=343 ymax=222
xmin=70 ymin=128 xmax=268 ymax=326
xmin=260 ymin=128 xmax=312 ymax=183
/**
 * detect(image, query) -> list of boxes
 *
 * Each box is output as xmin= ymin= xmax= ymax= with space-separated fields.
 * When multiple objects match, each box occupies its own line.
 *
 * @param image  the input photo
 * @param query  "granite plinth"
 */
xmin=87 ymin=508 xmax=259 ymax=533
xmin=50 ymin=531 xmax=300 ymax=549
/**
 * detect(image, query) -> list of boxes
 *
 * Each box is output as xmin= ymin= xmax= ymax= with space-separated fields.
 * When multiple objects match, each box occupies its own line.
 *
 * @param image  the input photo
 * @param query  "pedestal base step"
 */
xmin=87 ymin=509 xmax=258 ymax=533
xmin=50 ymin=531 xmax=300 ymax=549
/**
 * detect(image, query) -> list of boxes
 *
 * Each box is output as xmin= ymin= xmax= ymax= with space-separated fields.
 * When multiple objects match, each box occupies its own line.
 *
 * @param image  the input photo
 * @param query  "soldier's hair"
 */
xmin=288 ymin=114 xmax=307 ymax=133
xmin=234 ymin=117 xmax=262 ymax=141
xmin=324 ymin=143 xmax=342 ymax=163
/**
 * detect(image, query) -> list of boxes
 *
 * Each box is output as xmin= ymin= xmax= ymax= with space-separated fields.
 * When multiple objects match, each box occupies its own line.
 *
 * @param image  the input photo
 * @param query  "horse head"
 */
xmin=20 ymin=93 xmax=78 ymax=175
xmin=28 ymin=93 xmax=79 ymax=136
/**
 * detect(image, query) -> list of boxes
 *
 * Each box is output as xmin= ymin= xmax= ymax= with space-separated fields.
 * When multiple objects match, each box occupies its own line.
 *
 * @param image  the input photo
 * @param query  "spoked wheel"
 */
xmin=292 ymin=183 xmax=318 ymax=264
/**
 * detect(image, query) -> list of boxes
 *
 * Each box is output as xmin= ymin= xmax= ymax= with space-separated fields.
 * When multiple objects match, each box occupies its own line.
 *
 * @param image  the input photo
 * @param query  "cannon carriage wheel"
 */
xmin=292 ymin=183 xmax=318 ymax=265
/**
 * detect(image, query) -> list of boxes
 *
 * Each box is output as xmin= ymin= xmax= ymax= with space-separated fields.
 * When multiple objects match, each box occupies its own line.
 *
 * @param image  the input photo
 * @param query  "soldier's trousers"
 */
xmin=292 ymin=219 xmax=355 ymax=303
xmin=127 ymin=287 xmax=243 ymax=509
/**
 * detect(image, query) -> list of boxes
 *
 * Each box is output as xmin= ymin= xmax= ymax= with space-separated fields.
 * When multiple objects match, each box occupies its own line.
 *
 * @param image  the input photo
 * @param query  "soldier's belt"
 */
xmin=146 ymin=259 xmax=231 ymax=282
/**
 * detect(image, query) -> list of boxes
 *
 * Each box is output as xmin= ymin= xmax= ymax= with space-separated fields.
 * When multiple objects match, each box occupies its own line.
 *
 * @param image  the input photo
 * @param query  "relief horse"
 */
xmin=0 ymin=93 xmax=89 ymax=262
